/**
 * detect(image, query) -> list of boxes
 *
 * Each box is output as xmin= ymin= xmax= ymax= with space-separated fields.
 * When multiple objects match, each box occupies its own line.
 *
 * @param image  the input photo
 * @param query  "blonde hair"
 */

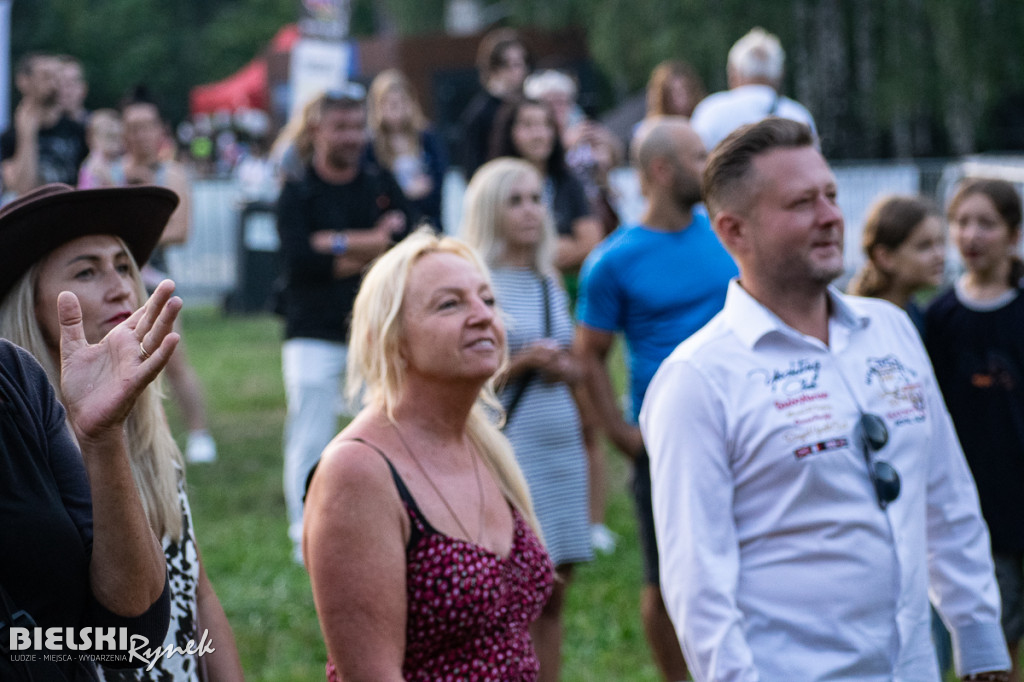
xmin=0 ymin=240 xmax=184 ymax=541
xmin=347 ymin=228 xmax=539 ymax=532
xmin=269 ymin=92 xmax=324 ymax=172
xmin=367 ymin=69 xmax=427 ymax=171
xmin=459 ymin=157 xmax=558 ymax=279
xmin=86 ymin=108 xmax=121 ymax=142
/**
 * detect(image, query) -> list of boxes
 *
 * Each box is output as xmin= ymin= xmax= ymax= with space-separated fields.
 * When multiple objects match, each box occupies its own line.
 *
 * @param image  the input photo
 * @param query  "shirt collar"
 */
xmin=722 ymin=279 xmax=870 ymax=350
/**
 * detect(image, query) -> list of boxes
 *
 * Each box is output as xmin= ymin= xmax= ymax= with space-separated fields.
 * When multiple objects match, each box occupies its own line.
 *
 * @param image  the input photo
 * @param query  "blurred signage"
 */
xmin=298 ymin=0 xmax=351 ymax=41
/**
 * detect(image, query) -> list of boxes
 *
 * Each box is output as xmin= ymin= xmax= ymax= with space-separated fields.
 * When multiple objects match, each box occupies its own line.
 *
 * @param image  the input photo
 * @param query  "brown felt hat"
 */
xmin=0 ymin=183 xmax=179 ymax=303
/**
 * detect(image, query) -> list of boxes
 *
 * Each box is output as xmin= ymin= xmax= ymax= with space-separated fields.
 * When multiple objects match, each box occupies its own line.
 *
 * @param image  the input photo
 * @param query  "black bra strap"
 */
xmin=342 ymin=437 xmax=432 ymax=549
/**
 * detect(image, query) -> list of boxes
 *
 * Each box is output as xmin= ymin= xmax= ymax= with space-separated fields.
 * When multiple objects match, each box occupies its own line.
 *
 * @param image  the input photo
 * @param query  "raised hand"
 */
xmin=59 ymin=279 xmax=182 ymax=444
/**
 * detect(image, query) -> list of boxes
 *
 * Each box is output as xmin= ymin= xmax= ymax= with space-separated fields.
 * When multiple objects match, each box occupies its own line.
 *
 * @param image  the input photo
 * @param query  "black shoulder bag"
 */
xmin=502 ymin=275 xmax=552 ymax=427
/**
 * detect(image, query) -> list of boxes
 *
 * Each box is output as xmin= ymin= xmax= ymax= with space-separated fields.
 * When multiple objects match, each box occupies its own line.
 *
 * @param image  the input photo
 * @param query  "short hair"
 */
xmin=459 ymin=157 xmax=558 ymax=279
xmin=15 ymin=52 xmax=54 ymax=77
xmin=701 ymin=117 xmax=815 ymax=217
xmin=523 ymin=70 xmax=577 ymax=101
xmin=631 ymin=116 xmax=690 ymax=175
xmin=120 ymin=84 xmax=163 ymax=117
xmin=728 ymin=27 xmax=785 ymax=84
xmin=645 ymin=60 xmax=705 ymax=118
xmin=477 ymin=28 xmax=529 ymax=81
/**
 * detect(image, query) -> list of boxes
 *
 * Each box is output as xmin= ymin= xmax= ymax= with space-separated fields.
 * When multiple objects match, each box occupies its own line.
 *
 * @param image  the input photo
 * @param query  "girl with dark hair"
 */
xmin=847 ymin=194 xmax=946 ymax=331
xmin=490 ymin=98 xmax=602 ymax=288
xmin=925 ymin=177 xmax=1024 ymax=682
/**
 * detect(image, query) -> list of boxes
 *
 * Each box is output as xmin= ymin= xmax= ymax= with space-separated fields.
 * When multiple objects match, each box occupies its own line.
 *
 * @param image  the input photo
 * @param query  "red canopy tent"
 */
xmin=189 ymin=24 xmax=299 ymax=116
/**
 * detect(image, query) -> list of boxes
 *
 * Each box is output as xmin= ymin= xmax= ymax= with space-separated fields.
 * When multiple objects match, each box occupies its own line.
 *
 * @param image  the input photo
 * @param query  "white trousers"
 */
xmin=281 ymin=338 xmax=356 ymax=547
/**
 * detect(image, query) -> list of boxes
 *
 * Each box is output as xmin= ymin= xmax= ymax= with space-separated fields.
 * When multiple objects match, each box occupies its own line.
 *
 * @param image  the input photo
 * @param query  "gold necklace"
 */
xmin=393 ymin=422 xmax=485 ymax=544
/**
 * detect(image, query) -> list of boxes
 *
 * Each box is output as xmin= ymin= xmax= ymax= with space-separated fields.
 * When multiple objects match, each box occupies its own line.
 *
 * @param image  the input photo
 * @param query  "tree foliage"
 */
xmin=9 ymin=0 xmax=1024 ymax=157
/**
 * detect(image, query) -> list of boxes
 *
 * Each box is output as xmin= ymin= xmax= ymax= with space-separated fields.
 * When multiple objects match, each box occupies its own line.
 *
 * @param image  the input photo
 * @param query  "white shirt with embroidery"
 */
xmin=639 ymin=280 xmax=1009 ymax=681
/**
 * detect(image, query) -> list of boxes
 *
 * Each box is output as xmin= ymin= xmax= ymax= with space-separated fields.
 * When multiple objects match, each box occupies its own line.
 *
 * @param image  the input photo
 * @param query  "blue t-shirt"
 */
xmin=577 ymin=214 xmax=738 ymax=421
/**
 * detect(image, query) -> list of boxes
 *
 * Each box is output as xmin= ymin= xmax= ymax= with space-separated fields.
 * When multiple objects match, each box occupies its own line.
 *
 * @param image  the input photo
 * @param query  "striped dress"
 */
xmin=492 ymin=267 xmax=593 ymax=567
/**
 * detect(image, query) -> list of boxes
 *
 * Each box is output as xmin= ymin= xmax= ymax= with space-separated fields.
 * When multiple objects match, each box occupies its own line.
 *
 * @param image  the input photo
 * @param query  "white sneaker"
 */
xmin=591 ymin=523 xmax=618 ymax=555
xmin=186 ymin=431 xmax=218 ymax=463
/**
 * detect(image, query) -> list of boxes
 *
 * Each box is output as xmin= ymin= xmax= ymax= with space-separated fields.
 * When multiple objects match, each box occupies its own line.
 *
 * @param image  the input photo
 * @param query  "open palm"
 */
xmin=59 ymin=279 xmax=181 ymax=443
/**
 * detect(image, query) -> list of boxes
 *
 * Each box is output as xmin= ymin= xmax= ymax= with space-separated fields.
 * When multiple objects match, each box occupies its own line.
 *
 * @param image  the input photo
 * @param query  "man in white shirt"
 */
xmin=639 ymin=117 xmax=1011 ymax=682
xmin=690 ymin=27 xmax=817 ymax=152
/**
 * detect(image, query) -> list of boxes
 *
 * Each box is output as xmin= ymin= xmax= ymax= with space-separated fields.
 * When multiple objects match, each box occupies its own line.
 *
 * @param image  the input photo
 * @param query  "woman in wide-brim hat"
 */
xmin=0 ymin=183 xmax=245 ymax=682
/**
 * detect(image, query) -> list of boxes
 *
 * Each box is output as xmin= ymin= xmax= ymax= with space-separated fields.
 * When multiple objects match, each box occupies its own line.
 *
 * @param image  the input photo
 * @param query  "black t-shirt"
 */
xmin=276 ymin=163 xmax=410 ymax=342
xmin=924 ymin=287 xmax=1024 ymax=552
xmin=0 ymin=341 xmax=170 ymax=679
xmin=458 ymin=90 xmax=504 ymax=179
xmin=1 ymin=115 xmax=88 ymax=187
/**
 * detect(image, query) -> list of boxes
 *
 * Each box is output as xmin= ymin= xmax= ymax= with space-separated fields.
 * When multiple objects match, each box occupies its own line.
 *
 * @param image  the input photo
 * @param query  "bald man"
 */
xmin=574 ymin=117 xmax=738 ymax=681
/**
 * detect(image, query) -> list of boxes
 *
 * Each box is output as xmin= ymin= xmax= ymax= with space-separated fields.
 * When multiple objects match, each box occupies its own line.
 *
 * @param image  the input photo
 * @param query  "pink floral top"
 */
xmin=326 ymin=442 xmax=554 ymax=681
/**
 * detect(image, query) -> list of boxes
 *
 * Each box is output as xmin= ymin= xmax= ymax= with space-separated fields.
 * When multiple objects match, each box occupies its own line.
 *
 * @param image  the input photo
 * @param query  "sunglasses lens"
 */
xmin=861 ymin=413 xmax=889 ymax=451
xmin=873 ymin=460 xmax=901 ymax=504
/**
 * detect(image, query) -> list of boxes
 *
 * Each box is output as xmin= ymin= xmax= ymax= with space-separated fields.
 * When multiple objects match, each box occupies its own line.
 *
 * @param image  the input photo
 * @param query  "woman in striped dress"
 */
xmin=460 ymin=157 xmax=593 ymax=682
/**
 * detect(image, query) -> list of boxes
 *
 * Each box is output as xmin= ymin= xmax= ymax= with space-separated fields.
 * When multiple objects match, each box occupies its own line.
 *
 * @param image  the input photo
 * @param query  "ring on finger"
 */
xmin=139 ymin=340 xmax=152 ymax=360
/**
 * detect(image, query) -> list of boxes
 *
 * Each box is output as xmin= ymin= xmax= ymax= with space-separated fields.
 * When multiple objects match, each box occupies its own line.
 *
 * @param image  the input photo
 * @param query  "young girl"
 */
xmin=78 ymin=109 xmax=124 ymax=189
xmin=847 ymin=194 xmax=946 ymax=331
xmin=925 ymin=178 xmax=1024 ymax=682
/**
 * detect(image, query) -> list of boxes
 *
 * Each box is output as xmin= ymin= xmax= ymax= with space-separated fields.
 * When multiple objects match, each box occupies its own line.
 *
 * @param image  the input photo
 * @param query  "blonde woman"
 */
xmin=305 ymin=228 xmax=553 ymax=681
xmin=0 ymin=183 xmax=243 ymax=682
xmin=461 ymin=157 xmax=592 ymax=681
xmin=367 ymin=69 xmax=448 ymax=230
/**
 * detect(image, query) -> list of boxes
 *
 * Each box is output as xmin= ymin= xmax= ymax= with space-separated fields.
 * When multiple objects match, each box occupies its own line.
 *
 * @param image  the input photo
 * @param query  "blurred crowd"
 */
xmin=1 ymin=23 xmax=1023 ymax=682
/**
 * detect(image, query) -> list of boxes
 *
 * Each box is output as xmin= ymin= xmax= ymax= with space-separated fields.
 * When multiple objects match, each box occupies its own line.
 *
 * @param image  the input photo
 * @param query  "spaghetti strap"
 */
xmin=340 ymin=437 xmax=435 ymax=548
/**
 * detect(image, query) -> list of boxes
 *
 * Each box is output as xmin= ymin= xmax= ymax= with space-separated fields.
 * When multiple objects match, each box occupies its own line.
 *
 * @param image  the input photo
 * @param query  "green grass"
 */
xmin=172 ymin=306 xmax=661 ymax=681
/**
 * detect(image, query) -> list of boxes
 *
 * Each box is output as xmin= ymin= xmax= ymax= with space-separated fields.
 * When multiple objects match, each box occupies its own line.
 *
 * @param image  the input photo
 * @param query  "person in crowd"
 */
xmin=1 ymin=52 xmax=88 ymax=195
xmin=304 ymin=228 xmax=554 ymax=680
xmin=575 ymin=116 xmax=737 ymax=682
xmin=645 ymin=59 xmax=706 ymax=120
xmin=0 ymin=185 xmax=177 ymax=680
xmin=847 ymin=192 xmax=952 ymax=675
xmin=57 ymin=54 xmax=89 ymax=125
xmin=523 ymin=69 xmax=584 ymax=142
xmin=925 ymin=177 xmax=1024 ymax=682
xmin=276 ymin=87 xmax=409 ymax=564
xmin=458 ymin=27 xmax=531 ymax=178
xmin=367 ymin=69 xmax=448 ymax=231
xmin=460 ymin=157 xmax=592 ymax=680
xmin=641 ymin=117 xmax=1011 ymax=681
xmin=490 ymin=97 xmax=615 ymax=556
xmin=525 ymin=69 xmax=625 ymax=237
xmin=78 ymin=108 xmax=124 ymax=189
xmin=848 ymin=194 xmax=946 ymax=331
xmin=690 ymin=27 xmax=817 ymax=151
xmin=0 ymin=183 xmax=245 ymax=682
xmin=491 ymin=97 xmax=603 ymax=286
xmin=269 ymin=94 xmax=324 ymax=185
xmin=112 ymin=93 xmax=218 ymax=465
